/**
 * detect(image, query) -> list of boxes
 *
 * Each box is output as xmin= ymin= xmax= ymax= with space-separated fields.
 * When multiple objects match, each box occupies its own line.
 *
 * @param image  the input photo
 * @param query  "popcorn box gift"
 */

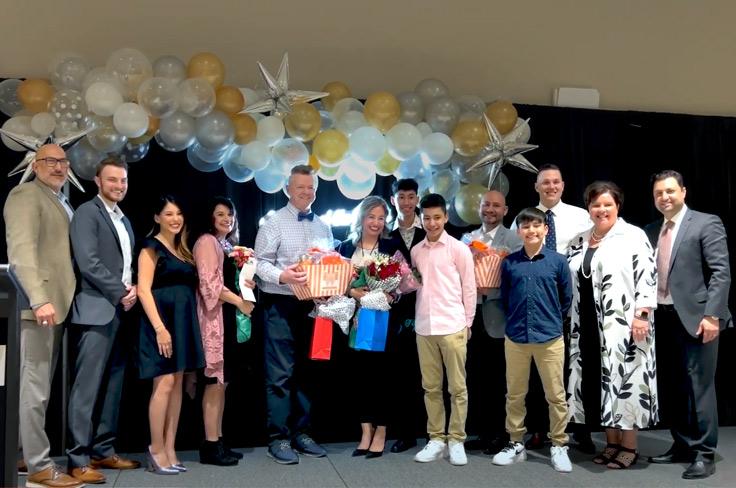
xmin=473 ymin=250 xmax=508 ymax=288
xmin=290 ymin=261 xmax=353 ymax=300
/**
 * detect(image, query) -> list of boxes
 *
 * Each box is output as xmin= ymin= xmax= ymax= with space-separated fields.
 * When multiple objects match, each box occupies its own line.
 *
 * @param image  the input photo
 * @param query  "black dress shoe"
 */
xmin=525 ymin=433 xmax=546 ymax=450
xmin=483 ymin=435 xmax=509 ymax=456
xmin=648 ymin=449 xmax=691 ymax=464
xmin=682 ymin=459 xmax=715 ymax=479
xmin=352 ymin=449 xmax=368 ymax=457
xmin=572 ymin=432 xmax=596 ymax=454
xmin=390 ymin=439 xmax=417 ymax=453
xmin=365 ymin=450 xmax=383 ymax=459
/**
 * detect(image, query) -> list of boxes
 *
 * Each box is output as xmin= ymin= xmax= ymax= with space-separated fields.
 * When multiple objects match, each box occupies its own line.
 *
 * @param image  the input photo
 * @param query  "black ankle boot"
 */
xmin=219 ymin=437 xmax=243 ymax=460
xmin=200 ymin=440 xmax=238 ymax=466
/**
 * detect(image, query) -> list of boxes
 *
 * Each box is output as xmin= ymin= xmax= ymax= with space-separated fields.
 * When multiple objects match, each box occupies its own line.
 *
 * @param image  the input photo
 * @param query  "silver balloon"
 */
xmin=0 ymin=79 xmax=23 ymax=117
xmin=68 ymin=138 xmax=104 ymax=181
xmin=195 ymin=110 xmax=234 ymax=150
xmin=191 ymin=141 xmax=231 ymax=163
xmin=153 ymin=55 xmax=187 ymax=82
xmin=187 ymin=144 xmax=223 ymax=172
xmin=415 ymin=79 xmax=450 ymax=104
xmin=397 ymin=92 xmax=424 ymax=125
xmin=50 ymin=56 xmax=89 ymax=91
xmin=506 ymin=117 xmax=531 ymax=144
xmin=119 ymin=141 xmax=150 ymax=162
xmin=158 ymin=111 xmax=196 ymax=151
xmin=489 ymin=171 xmax=510 ymax=196
xmin=455 ymin=95 xmax=486 ymax=115
xmin=450 ymin=153 xmax=490 ymax=185
xmin=424 ymin=97 xmax=460 ymax=135
xmin=87 ymin=116 xmax=127 ymax=153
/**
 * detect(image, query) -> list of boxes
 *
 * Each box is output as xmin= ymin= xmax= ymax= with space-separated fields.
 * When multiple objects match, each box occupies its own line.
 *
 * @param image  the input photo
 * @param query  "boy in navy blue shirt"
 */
xmin=492 ymin=208 xmax=573 ymax=473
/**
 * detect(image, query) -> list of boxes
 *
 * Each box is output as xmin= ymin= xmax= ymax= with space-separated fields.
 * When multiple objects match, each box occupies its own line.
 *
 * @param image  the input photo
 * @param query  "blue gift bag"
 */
xmin=354 ymin=309 xmax=389 ymax=351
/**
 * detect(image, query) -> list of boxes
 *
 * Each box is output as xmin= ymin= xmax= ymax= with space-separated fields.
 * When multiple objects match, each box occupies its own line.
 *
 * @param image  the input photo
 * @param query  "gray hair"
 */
xmin=286 ymin=164 xmax=318 ymax=190
xmin=348 ymin=196 xmax=392 ymax=245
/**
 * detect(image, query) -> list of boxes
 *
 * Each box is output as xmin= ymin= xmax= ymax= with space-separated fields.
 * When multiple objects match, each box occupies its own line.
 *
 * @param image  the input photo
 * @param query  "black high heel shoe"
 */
xmin=146 ymin=446 xmax=179 ymax=475
xmin=352 ymin=449 xmax=368 ymax=457
xmin=365 ymin=450 xmax=383 ymax=459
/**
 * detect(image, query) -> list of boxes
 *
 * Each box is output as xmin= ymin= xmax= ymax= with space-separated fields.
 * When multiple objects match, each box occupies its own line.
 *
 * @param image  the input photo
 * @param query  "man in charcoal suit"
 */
xmin=646 ymin=170 xmax=731 ymax=480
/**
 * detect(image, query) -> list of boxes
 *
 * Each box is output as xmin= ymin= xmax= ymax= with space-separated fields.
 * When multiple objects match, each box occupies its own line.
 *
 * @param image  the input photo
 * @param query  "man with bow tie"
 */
xmin=255 ymin=165 xmax=334 ymax=465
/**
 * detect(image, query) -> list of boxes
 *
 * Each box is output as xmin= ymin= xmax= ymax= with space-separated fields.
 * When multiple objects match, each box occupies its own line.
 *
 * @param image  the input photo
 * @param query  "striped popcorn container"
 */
xmin=473 ymin=250 xmax=508 ymax=288
xmin=290 ymin=261 xmax=353 ymax=300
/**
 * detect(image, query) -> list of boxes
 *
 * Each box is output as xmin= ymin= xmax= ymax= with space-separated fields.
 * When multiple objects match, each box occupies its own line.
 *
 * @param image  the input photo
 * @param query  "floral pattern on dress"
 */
xmin=567 ymin=218 xmax=659 ymax=429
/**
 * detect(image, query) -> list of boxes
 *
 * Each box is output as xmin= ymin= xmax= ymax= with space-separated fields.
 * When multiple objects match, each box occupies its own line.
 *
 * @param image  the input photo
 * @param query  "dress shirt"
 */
xmin=55 ymin=189 xmax=74 ymax=221
xmin=255 ymin=202 xmax=334 ymax=295
xmin=466 ymin=224 xmax=500 ymax=245
xmin=98 ymin=195 xmax=133 ymax=286
xmin=512 ymin=200 xmax=590 ymax=254
xmin=393 ymin=213 xmax=423 ymax=250
xmin=501 ymin=247 xmax=572 ymax=344
xmin=657 ymin=204 xmax=687 ymax=305
xmin=411 ymin=231 xmax=476 ymax=336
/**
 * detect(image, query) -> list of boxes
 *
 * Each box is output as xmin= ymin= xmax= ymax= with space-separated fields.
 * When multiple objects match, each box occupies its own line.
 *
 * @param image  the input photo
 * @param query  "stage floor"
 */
xmin=43 ymin=428 xmax=735 ymax=487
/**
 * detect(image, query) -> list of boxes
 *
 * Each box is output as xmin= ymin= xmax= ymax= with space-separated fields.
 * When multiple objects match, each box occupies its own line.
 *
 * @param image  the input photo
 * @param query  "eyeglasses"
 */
xmin=36 ymin=157 xmax=70 ymax=168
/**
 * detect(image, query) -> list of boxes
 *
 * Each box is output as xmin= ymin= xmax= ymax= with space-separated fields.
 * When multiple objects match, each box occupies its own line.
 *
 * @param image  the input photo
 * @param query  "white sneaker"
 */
xmin=448 ymin=441 xmax=467 ymax=466
xmin=550 ymin=445 xmax=572 ymax=472
xmin=492 ymin=441 xmax=527 ymax=466
xmin=414 ymin=439 xmax=447 ymax=463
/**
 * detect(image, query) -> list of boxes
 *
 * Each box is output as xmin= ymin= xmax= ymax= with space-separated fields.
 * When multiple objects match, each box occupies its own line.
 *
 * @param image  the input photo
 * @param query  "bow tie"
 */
xmin=298 ymin=212 xmax=314 ymax=222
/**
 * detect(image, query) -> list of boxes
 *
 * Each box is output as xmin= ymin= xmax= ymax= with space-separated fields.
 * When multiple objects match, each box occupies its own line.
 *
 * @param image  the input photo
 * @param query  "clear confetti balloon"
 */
xmin=177 ymin=78 xmax=215 ymax=117
xmin=119 ymin=140 xmax=149 ymax=162
xmin=137 ymin=77 xmax=179 ymax=119
xmin=106 ymin=48 xmax=153 ymax=100
xmin=87 ymin=116 xmax=127 ymax=153
xmin=50 ymin=89 xmax=88 ymax=128
xmin=82 ymin=67 xmax=124 ymax=95
xmin=50 ymin=56 xmax=89 ymax=91
xmin=0 ymin=79 xmax=23 ymax=117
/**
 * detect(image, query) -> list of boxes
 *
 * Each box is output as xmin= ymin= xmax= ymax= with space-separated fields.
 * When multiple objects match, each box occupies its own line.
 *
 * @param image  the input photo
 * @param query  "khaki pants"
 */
xmin=505 ymin=336 xmax=568 ymax=446
xmin=416 ymin=328 xmax=468 ymax=443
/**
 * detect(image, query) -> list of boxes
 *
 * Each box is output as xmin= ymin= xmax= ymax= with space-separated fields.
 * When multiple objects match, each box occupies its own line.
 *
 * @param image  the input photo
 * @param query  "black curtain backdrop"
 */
xmin=1 ymin=102 xmax=734 ymax=454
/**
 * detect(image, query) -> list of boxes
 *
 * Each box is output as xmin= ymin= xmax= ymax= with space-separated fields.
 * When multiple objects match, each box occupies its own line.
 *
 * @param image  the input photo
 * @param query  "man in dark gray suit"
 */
xmin=645 ymin=170 xmax=731 ymax=480
xmin=465 ymin=190 xmax=522 ymax=455
xmin=67 ymin=158 xmax=140 ymax=484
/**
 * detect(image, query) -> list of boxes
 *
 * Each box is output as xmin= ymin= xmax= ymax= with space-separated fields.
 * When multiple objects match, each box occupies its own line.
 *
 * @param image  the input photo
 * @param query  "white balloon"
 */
xmin=416 ymin=122 xmax=433 ymax=138
xmin=113 ymin=103 xmax=149 ymax=138
xmin=85 ymin=82 xmax=123 ymax=117
xmin=331 ymin=97 xmax=363 ymax=120
xmin=340 ymin=156 xmax=376 ymax=184
xmin=421 ymin=132 xmax=454 ymax=165
xmin=385 ymin=122 xmax=422 ymax=161
xmin=254 ymin=164 xmax=287 ymax=193
xmin=335 ymin=111 xmax=367 ymax=136
xmin=30 ymin=112 xmax=56 ymax=137
xmin=178 ymin=78 xmax=215 ymax=118
xmin=82 ymin=67 xmax=124 ymax=95
xmin=240 ymin=140 xmax=272 ymax=171
xmin=153 ymin=55 xmax=187 ymax=82
xmin=349 ymin=126 xmax=385 ymax=163
xmin=336 ymin=165 xmax=376 ymax=200
xmin=256 ymin=116 xmax=285 ymax=147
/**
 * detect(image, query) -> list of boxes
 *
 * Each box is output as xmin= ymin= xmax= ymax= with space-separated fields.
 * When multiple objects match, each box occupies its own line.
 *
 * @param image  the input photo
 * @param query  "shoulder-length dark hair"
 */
xmin=204 ymin=196 xmax=239 ymax=245
xmin=148 ymin=194 xmax=194 ymax=264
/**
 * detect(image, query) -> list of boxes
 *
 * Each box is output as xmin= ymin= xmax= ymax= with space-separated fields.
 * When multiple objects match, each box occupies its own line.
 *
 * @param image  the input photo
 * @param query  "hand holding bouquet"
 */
xmin=231 ymin=246 xmax=257 ymax=302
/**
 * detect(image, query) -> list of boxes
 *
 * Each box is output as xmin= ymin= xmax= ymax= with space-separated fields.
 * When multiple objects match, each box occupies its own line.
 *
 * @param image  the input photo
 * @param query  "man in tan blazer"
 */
xmin=4 ymin=144 xmax=81 ymax=488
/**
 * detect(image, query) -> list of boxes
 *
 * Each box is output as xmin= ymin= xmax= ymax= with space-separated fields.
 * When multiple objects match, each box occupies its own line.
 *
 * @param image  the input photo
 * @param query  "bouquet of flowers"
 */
xmin=461 ymin=236 xmax=511 ymax=289
xmin=229 ymin=246 xmax=257 ymax=343
xmin=392 ymin=250 xmax=422 ymax=294
xmin=352 ymin=252 xmax=403 ymax=295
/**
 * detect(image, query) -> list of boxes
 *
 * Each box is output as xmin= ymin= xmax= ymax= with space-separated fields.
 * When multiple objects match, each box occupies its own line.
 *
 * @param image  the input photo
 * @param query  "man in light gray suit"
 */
xmin=645 ymin=170 xmax=731 ymax=480
xmin=66 ymin=158 xmax=140 ymax=484
xmin=465 ymin=190 xmax=522 ymax=455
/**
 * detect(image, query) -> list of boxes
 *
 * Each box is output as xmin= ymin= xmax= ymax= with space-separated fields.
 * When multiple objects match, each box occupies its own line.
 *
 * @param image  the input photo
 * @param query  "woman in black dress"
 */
xmin=137 ymin=195 xmax=204 ymax=475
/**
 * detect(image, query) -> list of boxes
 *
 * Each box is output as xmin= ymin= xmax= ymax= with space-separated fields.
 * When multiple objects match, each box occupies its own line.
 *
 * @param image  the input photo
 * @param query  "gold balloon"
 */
xmin=321 ymin=81 xmax=351 ymax=111
xmin=451 ymin=120 xmax=489 ymax=157
xmin=129 ymin=116 xmax=159 ymax=144
xmin=484 ymin=100 xmax=518 ymax=135
xmin=364 ymin=91 xmax=400 ymax=133
xmin=375 ymin=152 xmax=400 ymax=176
xmin=187 ymin=52 xmax=225 ymax=89
xmin=17 ymin=79 xmax=55 ymax=114
xmin=454 ymin=183 xmax=486 ymax=225
xmin=284 ymin=102 xmax=321 ymax=141
xmin=215 ymin=85 xmax=244 ymax=114
xmin=312 ymin=129 xmax=348 ymax=164
xmin=230 ymin=113 xmax=257 ymax=145
xmin=308 ymin=154 xmax=321 ymax=171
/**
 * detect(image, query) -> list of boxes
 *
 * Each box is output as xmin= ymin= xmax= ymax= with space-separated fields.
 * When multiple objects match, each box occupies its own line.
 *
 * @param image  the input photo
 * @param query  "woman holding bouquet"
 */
xmin=337 ymin=196 xmax=400 ymax=458
xmin=193 ymin=196 xmax=256 ymax=466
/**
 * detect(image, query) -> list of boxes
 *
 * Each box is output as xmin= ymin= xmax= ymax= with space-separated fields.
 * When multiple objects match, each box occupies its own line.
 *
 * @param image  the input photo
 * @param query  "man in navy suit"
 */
xmin=67 ymin=158 xmax=140 ymax=484
xmin=645 ymin=170 xmax=731 ymax=480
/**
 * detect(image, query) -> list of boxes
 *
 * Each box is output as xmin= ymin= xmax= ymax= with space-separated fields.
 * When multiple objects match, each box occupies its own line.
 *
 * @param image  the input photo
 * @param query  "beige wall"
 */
xmin=2 ymin=0 xmax=735 ymax=116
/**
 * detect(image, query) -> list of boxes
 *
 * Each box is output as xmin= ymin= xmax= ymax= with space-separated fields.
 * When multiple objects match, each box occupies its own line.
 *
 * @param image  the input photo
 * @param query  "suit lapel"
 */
xmin=95 ymin=197 xmax=123 ymax=253
xmin=668 ymin=209 xmax=692 ymax=273
xmin=33 ymin=179 xmax=70 ymax=222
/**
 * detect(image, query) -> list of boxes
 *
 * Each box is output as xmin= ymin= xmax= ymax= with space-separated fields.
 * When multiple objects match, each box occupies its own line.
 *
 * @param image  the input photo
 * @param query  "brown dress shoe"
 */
xmin=70 ymin=465 xmax=106 ymax=484
xmin=90 ymin=454 xmax=141 ymax=470
xmin=26 ymin=466 xmax=83 ymax=488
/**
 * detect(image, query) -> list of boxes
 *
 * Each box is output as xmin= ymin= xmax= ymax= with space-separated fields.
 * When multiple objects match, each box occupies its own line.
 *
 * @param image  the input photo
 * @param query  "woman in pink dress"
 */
xmin=193 ymin=196 xmax=255 ymax=466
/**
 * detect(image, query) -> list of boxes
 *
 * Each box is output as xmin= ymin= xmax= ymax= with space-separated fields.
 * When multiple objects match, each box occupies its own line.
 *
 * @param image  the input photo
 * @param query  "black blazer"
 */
xmin=336 ymin=236 xmax=401 ymax=262
xmin=389 ymin=226 xmax=426 ymax=263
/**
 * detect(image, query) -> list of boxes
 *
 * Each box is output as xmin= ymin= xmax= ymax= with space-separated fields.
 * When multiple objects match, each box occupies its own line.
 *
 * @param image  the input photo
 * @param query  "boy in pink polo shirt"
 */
xmin=410 ymin=193 xmax=477 ymax=466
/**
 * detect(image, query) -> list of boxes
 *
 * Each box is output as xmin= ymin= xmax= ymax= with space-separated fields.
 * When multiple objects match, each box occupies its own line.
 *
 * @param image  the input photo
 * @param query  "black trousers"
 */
xmin=466 ymin=310 xmax=506 ymax=440
xmin=351 ymin=349 xmax=390 ymax=426
xmin=262 ymin=292 xmax=317 ymax=441
xmin=655 ymin=305 xmax=719 ymax=460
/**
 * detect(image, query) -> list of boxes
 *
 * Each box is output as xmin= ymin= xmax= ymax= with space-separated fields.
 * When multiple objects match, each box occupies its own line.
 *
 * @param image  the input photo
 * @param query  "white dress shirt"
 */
xmin=393 ymin=213 xmax=423 ymax=250
xmin=512 ymin=200 xmax=591 ymax=254
xmin=98 ymin=195 xmax=133 ymax=286
xmin=657 ymin=204 xmax=688 ymax=304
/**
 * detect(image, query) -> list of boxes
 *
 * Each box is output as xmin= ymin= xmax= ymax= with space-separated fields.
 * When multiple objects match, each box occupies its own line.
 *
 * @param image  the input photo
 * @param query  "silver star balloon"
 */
xmin=467 ymin=114 xmax=539 ymax=188
xmin=240 ymin=52 xmax=328 ymax=117
xmin=1 ymin=125 xmax=93 ymax=191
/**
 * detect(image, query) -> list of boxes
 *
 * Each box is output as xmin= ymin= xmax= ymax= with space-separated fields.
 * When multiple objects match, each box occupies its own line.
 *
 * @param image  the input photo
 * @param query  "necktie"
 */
xmin=298 ymin=211 xmax=314 ymax=222
xmin=656 ymin=220 xmax=675 ymax=301
xmin=545 ymin=209 xmax=557 ymax=251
